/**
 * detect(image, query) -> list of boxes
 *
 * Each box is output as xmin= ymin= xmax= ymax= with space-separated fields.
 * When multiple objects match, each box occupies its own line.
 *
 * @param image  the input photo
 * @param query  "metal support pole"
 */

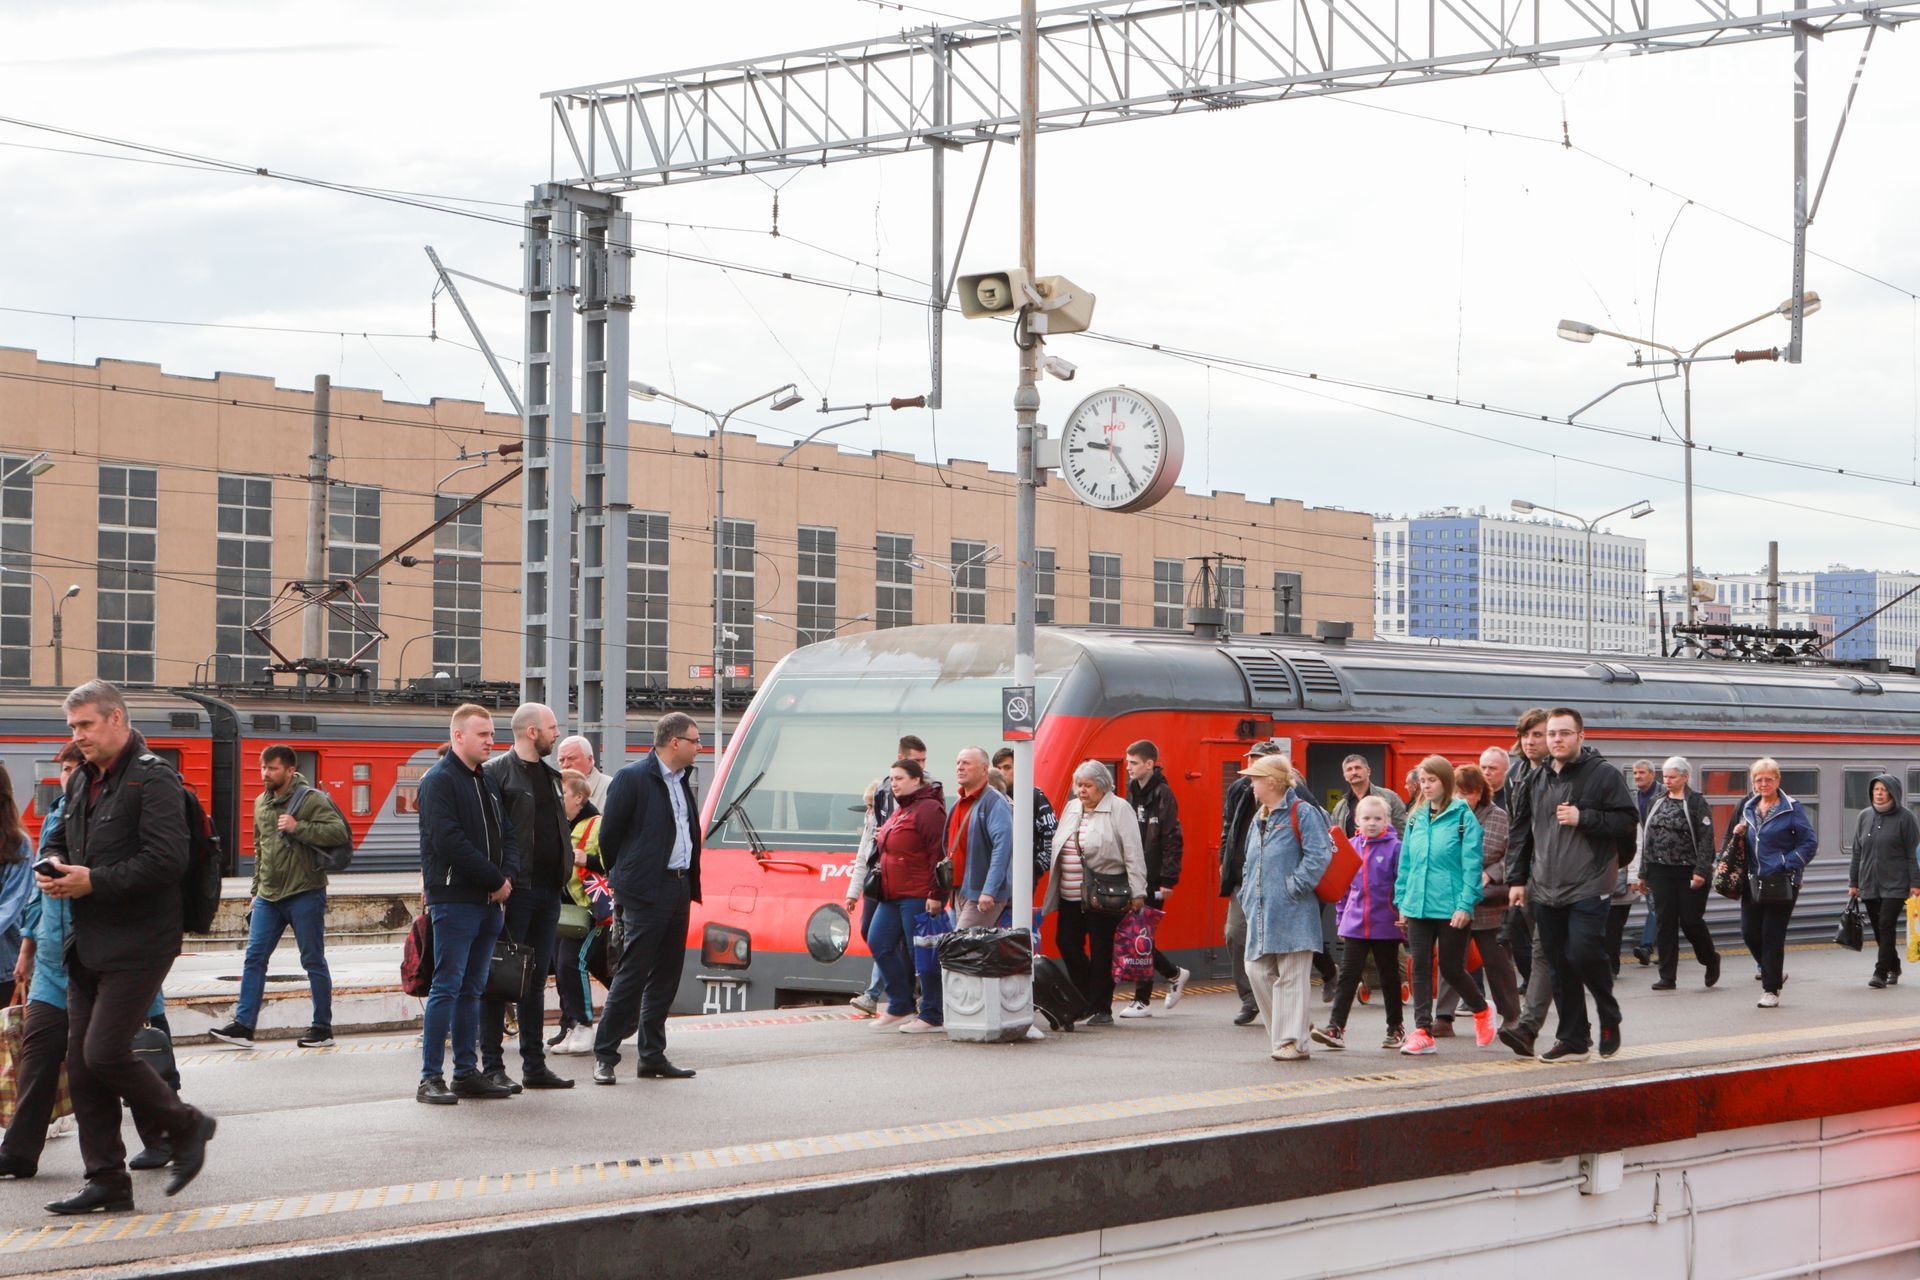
xmin=928 ymin=33 xmax=948 ymax=411
xmin=714 ymin=410 xmax=728 ymax=759
xmin=1657 ymin=588 xmax=1669 ymax=658
xmin=1583 ymin=525 xmax=1595 ymax=655
xmin=1789 ymin=26 xmax=1809 ymax=363
xmin=578 ymin=202 xmax=633 ymax=771
xmin=303 ymin=374 xmax=331 ymax=670
xmin=1682 ymin=363 xmax=1697 ymax=625
xmin=52 ymin=605 xmax=64 ymax=688
xmin=1009 ymin=0 xmax=1040 ymax=1010
xmin=522 ymin=186 xmax=578 ymax=710
xmin=426 ymin=246 xmax=526 ymax=418
xmin=1768 ymin=540 xmax=1781 ymax=631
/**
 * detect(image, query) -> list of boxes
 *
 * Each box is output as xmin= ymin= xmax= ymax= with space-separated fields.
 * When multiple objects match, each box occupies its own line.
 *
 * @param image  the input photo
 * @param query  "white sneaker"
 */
xmin=849 ymin=993 xmax=878 ymax=1015
xmin=554 ymin=1025 xmax=597 ymax=1055
xmin=1024 ymin=1023 xmax=1047 ymax=1041
xmin=1163 ymin=968 xmax=1192 ymax=1010
xmin=870 ymin=1012 xmax=910 ymax=1029
xmin=898 ymin=1018 xmax=943 ymax=1034
xmin=1117 ymin=1001 xmax=1153 ymax=1019
xmin=47 ymin=1114 xmax=76 ymax=1141
xmin=1757 ymin=991 xmax=1781 ymax=1008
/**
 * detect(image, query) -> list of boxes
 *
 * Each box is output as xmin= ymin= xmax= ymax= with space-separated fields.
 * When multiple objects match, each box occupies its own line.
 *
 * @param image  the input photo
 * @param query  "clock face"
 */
xmin=1058 ymin=387 xmax=1184 ymax=512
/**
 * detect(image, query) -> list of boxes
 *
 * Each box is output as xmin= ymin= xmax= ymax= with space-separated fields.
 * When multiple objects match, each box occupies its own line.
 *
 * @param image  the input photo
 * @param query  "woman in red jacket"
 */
xmin=867 ymin=758 xmax=950 ymax=1033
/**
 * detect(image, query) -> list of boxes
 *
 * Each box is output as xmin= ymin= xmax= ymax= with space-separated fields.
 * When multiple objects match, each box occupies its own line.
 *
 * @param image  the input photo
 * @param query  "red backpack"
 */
xmin=400 ymin=913 xmax=434 ymax=997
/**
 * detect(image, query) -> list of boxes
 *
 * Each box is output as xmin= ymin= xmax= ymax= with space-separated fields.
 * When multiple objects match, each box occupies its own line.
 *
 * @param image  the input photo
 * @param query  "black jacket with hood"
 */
xmin=1505 ymin=745 xmax=1638 ymax=907
xmin=1128 ymin=766 xmax=1184 ymax=890
xmin=1849 ymin=772 xmax=1920 ymax=898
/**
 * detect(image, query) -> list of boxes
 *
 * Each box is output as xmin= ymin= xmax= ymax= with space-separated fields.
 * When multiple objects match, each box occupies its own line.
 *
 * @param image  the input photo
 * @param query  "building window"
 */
xmin=98 ymin=465 xmax=159 ymax=685
xmin=432 ymin=493 xmax=483 ymax=680
xmin=1274 ymin=571 xmax=1303 ymax=634
xmin=719 ymin=518 xmax=755 ymax=681
xmin=876 ymin=533 xmax=914 ymax=629
xmin=951 ymin=539 xmax=987 ymax=624
xmin=214 ymin=474 xmax=273 ymax=683
xmin=627 ymin=511 xmax=670 ymax=688
xmin=0 ymin=457 xmax=33 ymax=685
xmin=1089 ymin=552 xmax=1121 ymax=626
xmin=1220 ymin=562 xmax=1245 ymax=634
xmin=1035 ymin=547 xmax=1056 ymax=625
xmin=1153 ymin=559 xmax=1184 ymax=630
xmin=327 ymin=484 xmax=381 ymax=678
xmin=797 ymin=526 xmax=838 ymax=644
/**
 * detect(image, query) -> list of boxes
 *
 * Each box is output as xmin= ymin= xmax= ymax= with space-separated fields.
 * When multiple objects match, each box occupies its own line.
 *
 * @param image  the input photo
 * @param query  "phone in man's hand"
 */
xmin=32 ymin=857 xmax=63 ymax=878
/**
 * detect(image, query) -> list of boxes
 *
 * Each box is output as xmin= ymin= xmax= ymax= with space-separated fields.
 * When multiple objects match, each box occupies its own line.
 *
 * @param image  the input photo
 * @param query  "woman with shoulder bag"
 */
xmin=1731 ymin=758 xmax=1817 ymax=1007
xmin=1042 ymin=761 xmax=1146 ymax=1027
xmin=1236 ymin=754 xmax=1333 ymax=1060
xmin=1637 ymin=757 xmax=1721 ymax=990
xmin=865 ymin=759 xmax=949 ymax=1033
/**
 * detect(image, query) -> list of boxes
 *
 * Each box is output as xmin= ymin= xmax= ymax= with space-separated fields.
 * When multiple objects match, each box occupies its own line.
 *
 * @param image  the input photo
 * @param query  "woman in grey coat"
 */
xmin=1848 ymin=773 xmax=1920 ymax=988
xmin=1237 ymin=754 xmax=1334 ymax=1060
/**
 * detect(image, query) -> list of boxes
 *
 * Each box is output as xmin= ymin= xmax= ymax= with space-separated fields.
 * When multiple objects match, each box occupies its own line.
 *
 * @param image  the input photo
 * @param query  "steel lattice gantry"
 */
xmin=527 ymin=0 xmax=1918 ymax=758
xmin=542 ymin=0 xmax=1919 ymax=188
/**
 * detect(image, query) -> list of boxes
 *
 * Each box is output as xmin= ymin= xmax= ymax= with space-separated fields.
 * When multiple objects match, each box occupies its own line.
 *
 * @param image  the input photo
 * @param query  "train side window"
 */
xmin=351 ymin=763 xmax=372 ymax=816
xmin=1699 ymin=766 xmax=1747 ymax=844
xmin=396 ymin=762 xmax=430 ymax=815
xmin=148 ymin=747 xmax=182 ymax=772
xmin=294 ymin=751 xmax=320 ymax=783
xmin=1777 ymin=768 xmax=1818 ymax=832
xmin=33 ymin=758 xmax=64 ymax=818
xmin=1909 ymin=769 xmax=1920 ymax=827
xmin=1842 ymin=769 xmax=1888 ymax=850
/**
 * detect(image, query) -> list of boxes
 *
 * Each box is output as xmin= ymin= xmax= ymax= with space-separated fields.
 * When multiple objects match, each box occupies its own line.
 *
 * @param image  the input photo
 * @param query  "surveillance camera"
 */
xmin=1042 ymin=355 xmax=1076 ymax=382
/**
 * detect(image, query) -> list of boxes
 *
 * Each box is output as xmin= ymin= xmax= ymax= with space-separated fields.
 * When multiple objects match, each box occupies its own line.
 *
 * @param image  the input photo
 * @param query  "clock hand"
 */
xmin=1085 ymin=440 xmax=1111 ymax=451
xmin=1109 ymin=446 xmax=1138 ymax=489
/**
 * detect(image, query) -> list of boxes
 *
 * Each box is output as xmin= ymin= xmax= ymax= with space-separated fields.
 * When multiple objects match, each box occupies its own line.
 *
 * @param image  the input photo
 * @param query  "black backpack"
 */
xmin=284 ymin=784 xmax=355 ymax=873
xmin=176 ymin=773 xmax=224 ymax=934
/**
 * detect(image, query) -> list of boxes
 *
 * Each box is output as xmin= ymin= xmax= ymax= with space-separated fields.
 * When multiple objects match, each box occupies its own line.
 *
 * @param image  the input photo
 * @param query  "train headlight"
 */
xmin=805 ymin=903 xmax=852 ymax=964
xmin=701 ymin=924 xmax=751 ymax=969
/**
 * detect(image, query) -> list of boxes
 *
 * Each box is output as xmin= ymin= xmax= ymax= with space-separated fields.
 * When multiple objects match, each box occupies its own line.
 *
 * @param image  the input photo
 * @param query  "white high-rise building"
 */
xmin=1374 ymin=508 xmax=1647 ymax=654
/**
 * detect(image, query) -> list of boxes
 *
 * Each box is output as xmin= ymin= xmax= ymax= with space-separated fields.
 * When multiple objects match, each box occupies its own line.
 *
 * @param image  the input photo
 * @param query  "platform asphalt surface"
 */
xmin=2 ymin=945 xmax=1916 ymax=1277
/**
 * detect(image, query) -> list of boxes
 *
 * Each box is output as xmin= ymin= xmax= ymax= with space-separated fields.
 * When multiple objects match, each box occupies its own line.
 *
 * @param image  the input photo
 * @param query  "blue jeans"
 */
xmin=422 ymin=902 xmax=503 ymax=1081
xmin=866 ymin=899 xmax=941 ymax=1024
xmin=234 ymin=889 xmax=332 ymax=1032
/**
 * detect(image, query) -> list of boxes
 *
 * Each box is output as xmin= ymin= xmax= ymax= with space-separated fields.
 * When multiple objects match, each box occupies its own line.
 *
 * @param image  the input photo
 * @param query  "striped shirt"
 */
xmin=1057 ymin=829 xmax=1085 ymax=902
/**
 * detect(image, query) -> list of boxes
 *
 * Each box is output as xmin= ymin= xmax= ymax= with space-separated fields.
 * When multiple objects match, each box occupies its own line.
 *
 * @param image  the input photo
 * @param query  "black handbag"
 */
xmin=132 ymin=1021 xmax=177 ymax=1079
xmin=1066 ymin=814 xmax=1131 ymax=915
xmin=1713 ymin=829 xmax=1749 ymax=901
xmin=1752 ymin=869 xmax=1796 ymax=903
xmin=861 ymin=860 xmax=885 ymax=900
xmin=1836 ymin=898 xmax=1867 ymax=951
xmin=485 ymin=937 xmax=538 ymax=1003
xmin=606 ymin=907 xmax=627 ymax=972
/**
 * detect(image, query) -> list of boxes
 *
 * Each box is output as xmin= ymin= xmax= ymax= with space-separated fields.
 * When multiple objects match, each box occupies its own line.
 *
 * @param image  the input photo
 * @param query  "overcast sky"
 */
xmin=5 ymin=1 xmax=1918 ymax=583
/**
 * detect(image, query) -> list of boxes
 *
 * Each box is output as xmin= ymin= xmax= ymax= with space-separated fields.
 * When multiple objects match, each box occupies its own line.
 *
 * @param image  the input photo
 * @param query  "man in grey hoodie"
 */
xmin=1848 ymin=773 xmax=1920 ymax=988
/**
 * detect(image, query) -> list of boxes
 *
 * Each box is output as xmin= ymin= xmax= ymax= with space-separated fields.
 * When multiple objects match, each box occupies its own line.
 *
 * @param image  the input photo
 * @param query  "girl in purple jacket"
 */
xmin=1313 ymin=796 xmax=1407 ymax=1049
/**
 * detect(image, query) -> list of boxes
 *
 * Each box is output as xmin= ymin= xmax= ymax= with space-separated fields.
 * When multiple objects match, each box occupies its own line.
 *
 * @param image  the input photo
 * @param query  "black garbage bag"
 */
xmin=936 ymin=927 xmax=1034 ymax=977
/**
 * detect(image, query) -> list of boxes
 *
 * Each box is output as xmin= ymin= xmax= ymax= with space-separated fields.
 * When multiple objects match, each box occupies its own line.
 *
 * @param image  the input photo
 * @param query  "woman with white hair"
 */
xmin=1237 ymin=754 xmax=1334 ymax=1060
xmin=1636 ymin=756 xmax=1721 ymax=990
xmin=1043 ymin=760 xmax=1147 ymax=1027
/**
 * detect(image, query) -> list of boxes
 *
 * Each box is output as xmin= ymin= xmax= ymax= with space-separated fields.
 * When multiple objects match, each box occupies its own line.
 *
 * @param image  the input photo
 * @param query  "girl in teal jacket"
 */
xmin=1393 ymin=756 xmax=1493 ymax=1054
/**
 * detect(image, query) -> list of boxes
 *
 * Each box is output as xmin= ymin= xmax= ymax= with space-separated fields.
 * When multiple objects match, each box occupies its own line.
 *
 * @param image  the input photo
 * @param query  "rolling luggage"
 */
xmin=1033 ymin=956 xmax=1086 ymax=1031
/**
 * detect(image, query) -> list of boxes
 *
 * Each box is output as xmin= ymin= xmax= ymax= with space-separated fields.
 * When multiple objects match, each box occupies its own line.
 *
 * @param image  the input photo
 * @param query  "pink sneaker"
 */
xmin=1473 ymin=1006 xmax=1497 ymax=1048
xmin=1400 ymin=1028 xmax=1437 ymax=1055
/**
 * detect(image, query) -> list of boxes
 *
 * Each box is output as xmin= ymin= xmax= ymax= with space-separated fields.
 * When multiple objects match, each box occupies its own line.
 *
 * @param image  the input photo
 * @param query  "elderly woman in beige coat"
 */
xmin=1044 ymin=760 xmax=1147 ymax=1026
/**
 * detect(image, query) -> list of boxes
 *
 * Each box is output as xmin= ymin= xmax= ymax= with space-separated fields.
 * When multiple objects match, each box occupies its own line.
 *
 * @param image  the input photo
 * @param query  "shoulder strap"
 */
xmin=1290 ymin=802 xmax=1301 ymax=842
xmin=286 ymin=784 xmax=312 ymax=820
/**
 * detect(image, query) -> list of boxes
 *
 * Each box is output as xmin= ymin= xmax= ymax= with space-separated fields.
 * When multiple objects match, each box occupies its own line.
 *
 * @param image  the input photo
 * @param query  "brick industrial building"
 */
xmin=0 ymin=348 xmax=1373 ymax=693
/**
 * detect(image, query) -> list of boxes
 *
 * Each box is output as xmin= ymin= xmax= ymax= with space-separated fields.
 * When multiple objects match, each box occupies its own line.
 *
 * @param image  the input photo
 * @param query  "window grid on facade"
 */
xmin=1220 ymin=563 xmax=1245 ymax=634
xmin=432 ymin=494 xmax=483 ymax=680
xmin=1089 ymin=553 xmax=1121 ymax=626
xmin=797 ymin=526 xmax=837 ymax=644
xmin=98 ymin=466 xmax=159 ymax=685
xmin=876 ymin=533 xmax=914 ymax=629
xmin=0 ymin=459 xmax=32 ymax=685
xmin=627 ymin=512 xmax=670 ymax=688
xmin=327 ymin=484 xmax=381 ymax=678
xmin=951 ymin=539 xmax=987 ymax=624
xmin=1274 ymin=570 xmax=1303 ymax=635
xmin=214 ymin=474 xmax=273 ymax=683
xmin=1035 ymin=548 xmax=1056 ymax=625
xmin=1153 ymin=559 xmax=1184 ymax=630
xmin=719 ymin=518 xmax=755 ymax=681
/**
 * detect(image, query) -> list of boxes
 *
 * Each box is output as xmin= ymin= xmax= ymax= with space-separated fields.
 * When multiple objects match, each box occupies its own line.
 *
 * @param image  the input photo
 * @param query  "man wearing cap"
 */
xmin=1219 ymin=739 xmax=1285 ymax=1025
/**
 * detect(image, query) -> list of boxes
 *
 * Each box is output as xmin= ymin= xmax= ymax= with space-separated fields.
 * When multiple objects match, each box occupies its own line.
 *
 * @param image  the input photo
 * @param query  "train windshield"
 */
xmin=705 ymin=673 xmax=1061 ymax=852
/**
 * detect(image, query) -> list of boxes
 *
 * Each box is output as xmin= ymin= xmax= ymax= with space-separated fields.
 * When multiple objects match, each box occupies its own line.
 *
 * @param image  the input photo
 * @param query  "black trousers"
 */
xmin=1533 ymin=896 xmax=1620 ymax=1052
xmin=1865 ymin=897 xmax=1907 ymax=978
xmin=1740 ymin=890 xmax=1796 ymax=994
xmin=482 ymin=884 xmax=562 ymax=1075
xmin=1054 ymin=902 xmax=1120 ymax=1014
xmin=594 ymin=876 xmax=692 ymax=1066
xmin=67 ymin=956 xmax=201 ymax=1194
xmin=1329 ymin=937 xmax=1402 ymax=1033
xmin=1645 ymin=863 xmax=1718 ymax=981
xmin=1603 ymin=902 xmax=1633 ymax=967
xmin=0 ymin=1000 xmax=173 ymax=1168
xmin=1405 ymin=918 xmax=1485 ymax=1031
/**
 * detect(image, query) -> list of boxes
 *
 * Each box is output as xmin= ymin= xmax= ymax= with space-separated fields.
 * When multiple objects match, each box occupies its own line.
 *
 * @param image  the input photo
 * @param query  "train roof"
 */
xmin=771 ymin=624 xmax=1920 ymax=737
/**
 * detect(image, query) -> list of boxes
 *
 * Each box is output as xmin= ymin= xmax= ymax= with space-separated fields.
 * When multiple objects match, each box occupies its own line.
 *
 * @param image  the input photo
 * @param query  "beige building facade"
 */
xmin=0 ymin=347 xmax=1373 ymax=693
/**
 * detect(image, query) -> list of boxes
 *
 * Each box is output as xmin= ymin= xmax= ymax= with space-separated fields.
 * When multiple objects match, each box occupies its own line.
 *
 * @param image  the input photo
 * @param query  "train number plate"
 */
xmin=700 ymin=977 xmax=748 ymax=1015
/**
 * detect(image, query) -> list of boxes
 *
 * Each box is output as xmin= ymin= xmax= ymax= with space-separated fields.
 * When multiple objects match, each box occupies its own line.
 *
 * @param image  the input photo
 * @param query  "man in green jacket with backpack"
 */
xmin=209 ymin=745 xmax=350 ymax=1051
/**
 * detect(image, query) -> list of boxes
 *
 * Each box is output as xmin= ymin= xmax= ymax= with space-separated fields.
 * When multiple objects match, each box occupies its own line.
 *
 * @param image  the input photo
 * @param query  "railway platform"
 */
xmin=6 ymin=944 xmax=1917 ymax=1279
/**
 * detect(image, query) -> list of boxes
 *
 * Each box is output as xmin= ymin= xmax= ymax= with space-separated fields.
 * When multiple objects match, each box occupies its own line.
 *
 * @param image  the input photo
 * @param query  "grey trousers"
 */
xmin=1226 ymin=896 xmax=1253 ymax=1007
xmin=1518 ymin=908 xmax=1553 ymax=1032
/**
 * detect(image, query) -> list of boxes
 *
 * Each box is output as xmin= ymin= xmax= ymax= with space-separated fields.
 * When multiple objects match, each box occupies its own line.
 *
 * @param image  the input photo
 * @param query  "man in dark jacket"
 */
xmin=36 ymin=680 xmax=215 ymax=1213
xmin=416 ymin=703 xmax=519 ymax=1106
xmin=479 ymin=702 xmax=574 ymax=1092
xmin=1121 ymin=741 xmax=1189 ymax=1017
xmin=593 ymin=712 xmax=704 ymax=1082
xmin=1219 ymin=739 xmax=1282 ymax=1025
xmin=1505 ymin=707 xmax=1638 ymax=1065
xmin=1849 ymin=772 xmax=1920 ymax=987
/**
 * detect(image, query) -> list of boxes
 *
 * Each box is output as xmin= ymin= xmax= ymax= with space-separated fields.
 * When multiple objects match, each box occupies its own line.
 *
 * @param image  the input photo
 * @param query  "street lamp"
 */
xmin=1556 ymin=292 xmax=1818 ymax=624
xmin=395 ymin=632 xmax=451 ymax=689
xmin=754 ymin=611 xmax=872 ymax=643
xmin=0 ymin=452 xmax=53 ymax=487
xmin=24 ymin=572 xmax=81 ymax=687
xmin=1510 ymin=499 xmax=1653 ymax=654
xmin=629 ymin=379 xmax=802 ymax=756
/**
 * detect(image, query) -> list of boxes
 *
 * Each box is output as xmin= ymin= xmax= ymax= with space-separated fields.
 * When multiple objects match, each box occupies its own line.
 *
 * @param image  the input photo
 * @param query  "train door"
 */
xmin=1306 ymin=741 xmax=1393 ymax=816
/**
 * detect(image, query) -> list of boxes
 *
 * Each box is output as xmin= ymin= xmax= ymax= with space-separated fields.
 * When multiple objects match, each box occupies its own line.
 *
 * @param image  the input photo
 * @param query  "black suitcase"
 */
xmin=1033 ymin=956 xmax=1086 ymax=1031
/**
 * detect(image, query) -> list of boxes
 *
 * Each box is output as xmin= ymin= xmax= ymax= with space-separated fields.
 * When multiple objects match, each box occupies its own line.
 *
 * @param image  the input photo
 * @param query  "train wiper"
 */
xmin=708 ymin=770 xmax=770 ymax=860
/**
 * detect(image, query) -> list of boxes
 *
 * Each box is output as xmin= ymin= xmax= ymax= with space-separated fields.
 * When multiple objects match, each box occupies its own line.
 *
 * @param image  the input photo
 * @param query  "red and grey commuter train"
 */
xmin=687 ymin=624 xmax=1920 ymax=1015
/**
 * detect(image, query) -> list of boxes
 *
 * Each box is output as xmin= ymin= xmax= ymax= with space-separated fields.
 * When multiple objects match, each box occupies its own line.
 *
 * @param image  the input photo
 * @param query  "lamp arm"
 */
xmin=1592 ymin=328 xmax=1682 ymax=359
xmin=1692 ymin=308 xmax=1782 ymax=357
